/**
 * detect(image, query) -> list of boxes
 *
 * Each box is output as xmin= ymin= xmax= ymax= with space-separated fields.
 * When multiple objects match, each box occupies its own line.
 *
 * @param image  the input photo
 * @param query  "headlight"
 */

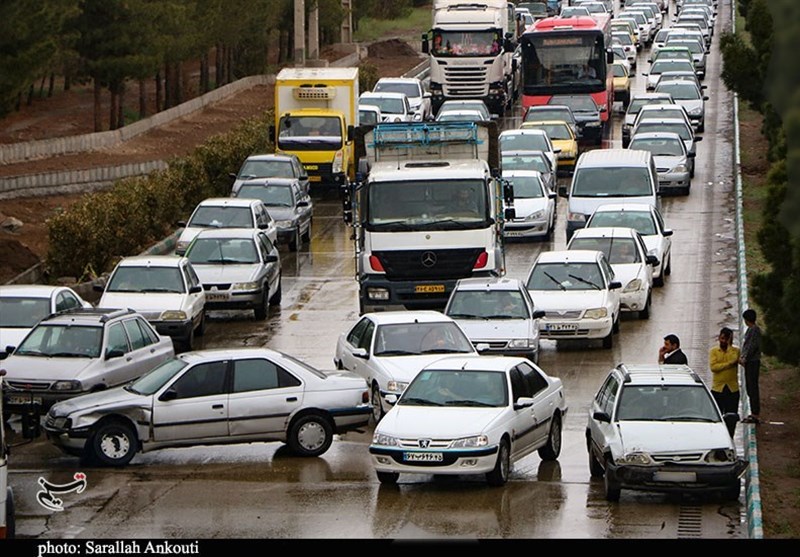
xmin=670 ymin=164 xmax=688 ymax=173
xmin=568 ymin=212 xmax=586 ymax=223
xmin=689 ymin=107 xmax=703 ymax=116
xmin=616 ymin=451 xmax=654 ymax=465
xmin=160 ymin=310 xmax=187 ymax=321
xmin=450 ymin=435 xmax=489 ymax=448
xmin=705 ymin=448 xmax=736 ymax=463
xmin=52 ymin=380 xmax=82 ymax=392
xmin=526 ymin=210 xmax=545 ymax=221
xmin=276 ymin=220 xmax=293 ymax=229
xmin=233 ymin=281 xmax=260 ymax=291
xmin=586 ymin=121 xmax=602 ymax=127
xmin=623 ymin=278 xmax=643 ymax=292
xmin=332 ymin=149 xmax=344 ymax=174
xmin=387 ymin=381 xmax=408 ymax=393
xmin=509 ymin=339 xmax=530 ymax=348
xmin=52 ymin=416 xmax=72 ymax=429
xmin=584 ymin=307 xmax=608 ymax=319
xmin=372 ymin=432 xmax=399 ymax=446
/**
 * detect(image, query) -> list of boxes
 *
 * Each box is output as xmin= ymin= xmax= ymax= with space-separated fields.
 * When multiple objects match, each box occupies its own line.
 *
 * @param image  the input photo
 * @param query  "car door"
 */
xmin=634 ymin=232 xmax=654 ymax=290
xmin=588 ymin=373 xmax=621 ymax=460
xmin=227 ymin=357 xmax=304 ymax=438
xmin=152 ymin=359 xmax=230 ymax=442
xmin=599 ymin=255 xmax=620 ymax=314
xmin=338 ymin=317 xmax=370 ymax=374
xmin=181 ymin=262 xmax=205 ymax=330
xmin=125 ymin=316 xmax=172 ymax=372
xmin=521 ymin=287 xmax=540 ymax=343
xmin=101 ymin=321 xmax=139 ymax=387
xmin=508 ymin=367 xmax=537 ymax=458
xmin=256 ymin=233 xmax=280 ymax=296
xmin=518 ymin=361 xmax=556 ymax=448
xmin=295 ymin=184 xmax=313 ymax=236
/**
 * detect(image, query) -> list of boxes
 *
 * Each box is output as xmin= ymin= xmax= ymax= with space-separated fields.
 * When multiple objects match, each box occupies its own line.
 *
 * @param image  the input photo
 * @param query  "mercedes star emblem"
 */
xmin=421 ymin=251 xmax=437 ymax=267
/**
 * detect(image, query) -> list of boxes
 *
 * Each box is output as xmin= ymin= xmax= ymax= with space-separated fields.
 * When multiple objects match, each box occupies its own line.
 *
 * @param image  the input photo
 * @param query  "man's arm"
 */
xmin=710 ymin=347 xmax=739 ymax=372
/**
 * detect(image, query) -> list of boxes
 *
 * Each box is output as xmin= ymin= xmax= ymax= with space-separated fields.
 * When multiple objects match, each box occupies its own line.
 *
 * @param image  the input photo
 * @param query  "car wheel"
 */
xmin=253 ymin=290 xmax=269 ymax=320
xmin=612 ymin=315 xmax=620 ymax=334
xmin=371 ymin=383 xmax=386 ymax=424
xmin=183 ymin=323 xmax=195 ymax=352
xmin=538 ymin=413 xmax=562 ymax=461
xmin=639 ymin=294 xmax=651 ymax=320
xmin=90 ymin=420 xmax=137 ymax=467
xmin=602 ymin=330 xmax=613 ymax=349
xmin=196 ymin=311 xmax=206 ymax=337
xmin=665 ymin=255 xmax=672 ymax=276
xmin=269 ymin=277 xmax=282 ymax=306
xmin=377 ymin=471 xmax=399 ymax=485
xmin=5 ymin=487 xmax=15 ymax=539
xmin=289 ymin=227 xmax=299 ymax=252
xmin=302 ymin=220 xmax=311 ymax=243
xmin=287 ymin=413 xmax=333 ymax=457
xmin=724 ymin=480 xmax=741 ymax=501
xmin=654 ymin=266 xmax=665 ymax=287
xmin=486 ymin=439 xmax=510 ymax=487
xmin=588 ymin=444 xmax=604 ymax=478
xmin=604 ymin=460 xmax=622 ymax=502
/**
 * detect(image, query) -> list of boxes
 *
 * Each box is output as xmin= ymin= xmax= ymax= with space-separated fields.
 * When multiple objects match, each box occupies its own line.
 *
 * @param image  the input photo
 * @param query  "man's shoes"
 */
xmin=742 ymin=415 xmax=760 ymax=424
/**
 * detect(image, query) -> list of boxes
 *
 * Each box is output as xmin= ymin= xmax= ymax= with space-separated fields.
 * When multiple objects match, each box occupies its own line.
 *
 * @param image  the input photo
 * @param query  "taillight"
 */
xmin=362 ymin=390 xmax=370 ymax=404
xmin=473 ymin=251 xmax=488 ymax=269
xmin=369 ymin=255 xmax=385 ymax=272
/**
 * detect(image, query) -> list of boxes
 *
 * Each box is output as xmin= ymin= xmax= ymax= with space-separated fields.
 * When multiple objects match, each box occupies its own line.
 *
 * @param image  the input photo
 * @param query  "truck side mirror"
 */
xmin=607 ymin=49 xmax=614 ymax=64
xmin=422 ymin=33 xmax=429 ymax=54
xmin=342 ymin=185 xmax=353 ymax=225
xmin=503 ymin=182 xmax=514 ymax=204
xmin=512 ymin=58 xmax=518 ymax=72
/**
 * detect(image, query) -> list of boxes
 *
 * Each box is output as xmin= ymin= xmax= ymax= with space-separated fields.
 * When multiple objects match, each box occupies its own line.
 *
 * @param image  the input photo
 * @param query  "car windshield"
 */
xmin=507 ymin=174 xmax=545 ymax=199
xmin=439 ymin=102 xmax=489 ymax=119
xmin=15 ymin=324 xmax=102 ymax=358
xmin=636 ymin=121 xmax=691 ymax=140
xmin=561 ymin=7 xmax=589 ymax=16
xmin=525 ymin=109 xmax=573 ymax=124
xmin=399 ymin=369 xmax=508 ymax=408
xmin=438 ymin=111 xmax=482 ymax=122
xmin=447 ymin=289 xmax=530 ymax=320
xmin=106 ymin=266 xmax=185 ymax=293
xmin=627 ymin=97 xmax=672 ymax=115
xmin=361 ymin=96 xmax=404 ymax=115
xmin=188 ymin=206 xmax=254 ymax=228
xmin=612 ymin=65 xmax=627 ymax=78
xmin=126 ymin=358 xmax=188 ymax=396
xmin=527 ymin=261 xmax=604 ymax=291
xmin=237 ymin=184 xmax=293 ymax=206
xmin=667 ymin=40 xmax=704 ymax=54
xmin=612 ymin=33 xmax=633 ymax=46
xmin=571 ymin=167 xmax=653 ymax=197
xmin=501 ymin=133 xmax=548 ymax=152
xmin=616 ymin=385 xmax=720 ymax=422
xmin=373 ymin=322 xmax=475 ymax=356
xmin=374 ymin=82 xmax=420 ymax=99
xmin=551 ymin=96 xmax=597 ymax=112
xmin=657 ymin=82 xmax=701 ymax=100
xmin=186 ymin=238 xmax=260 ymax=265
xmin=629 ymin=137 xmax=685 ymax=157
xmin=0 ymin=297 xmax=50 ymax=328
xmin=588 ymin=211 xmax=657 ymax=235
xmin=237 ymin=160 xmax=293 ymax=179
xmin=570 ymin=237 xmax=641 ymax=264
xmin=502 ymin=153 xmax=551 ymax=174
xmin=527 ymin=123 xmax=571 ymax=140
xmin=651 ymin=60 xmax=694 ymax=74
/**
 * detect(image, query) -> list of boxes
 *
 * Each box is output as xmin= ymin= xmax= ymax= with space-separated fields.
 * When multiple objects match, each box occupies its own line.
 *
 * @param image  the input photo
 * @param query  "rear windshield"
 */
xmin=571 ymin=166 xmax=653 ymax=197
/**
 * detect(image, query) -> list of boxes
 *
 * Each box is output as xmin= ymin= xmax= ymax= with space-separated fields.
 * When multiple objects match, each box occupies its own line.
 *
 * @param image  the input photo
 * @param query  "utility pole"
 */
xmin=341 ymin=0 xmax=353 ymax=44
xmin=308 ymin=3 xmax=320 ymax=61
xmin=294 ymin=0 xmax=306 ymax=66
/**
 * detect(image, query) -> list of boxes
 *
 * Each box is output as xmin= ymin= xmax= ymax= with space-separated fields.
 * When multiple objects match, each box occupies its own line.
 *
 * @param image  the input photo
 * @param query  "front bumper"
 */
xmin=620 ymin=288 xmax=649 ymax=313
xmin=203 ymin=288 xmax=264 ymax=311
xmin=505 ymin=219 xmax=550 ymax=238
xmin=369 ymin=445 xmax=499 ymax=475
xmin=606 ymin=460 xmax=749 ymax=494
xmin=277 ymin=226 xmax=297 ymax=243
xmin=360 ymin=275 xmax=461 ymax=313
xmin=658 ymin=170 xmax=691 ymax=192
xmin=154 ymin=319 xmax=194 ymax=342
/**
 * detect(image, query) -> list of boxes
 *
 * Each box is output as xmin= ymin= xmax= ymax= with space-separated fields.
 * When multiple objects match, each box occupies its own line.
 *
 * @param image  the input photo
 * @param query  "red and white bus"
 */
xmin=519 ymin=15 xmax=614 ymax=121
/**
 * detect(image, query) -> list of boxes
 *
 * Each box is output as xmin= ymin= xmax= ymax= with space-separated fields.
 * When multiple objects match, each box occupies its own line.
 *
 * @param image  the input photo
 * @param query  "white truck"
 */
xmin=423 ymin=1 xmax=520 ymax=117
xmin=272 ymin=67 xmax=359 ymax=190
xmin=346 ymin=121 xmax=514 ymax=314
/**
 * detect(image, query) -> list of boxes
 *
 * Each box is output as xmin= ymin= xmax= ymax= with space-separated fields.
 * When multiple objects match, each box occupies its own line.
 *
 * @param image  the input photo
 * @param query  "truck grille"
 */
xmin=304 ymin=162 xmax=332 ymax=179
xmin=443 ymin=66 xmax=489 ymax=97
xmin=374 ymin=248 xmax=484 ymax=280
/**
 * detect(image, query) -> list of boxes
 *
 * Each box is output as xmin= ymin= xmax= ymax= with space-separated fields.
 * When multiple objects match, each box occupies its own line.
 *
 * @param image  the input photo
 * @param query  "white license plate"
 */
xmin=505 ymin=230 xmax=524 ymax=237
xmin=7 ymin=395 xmax=42 ymax=405
xmin=654 ymin=471 xmax=697 ymax=483
xmin=546 ymin=323 xmax=578 ymax=331
xmin=206 ymin=293 xmax=229 ymax=302
xmin=403 ymin=452 xmax=443 ymax=462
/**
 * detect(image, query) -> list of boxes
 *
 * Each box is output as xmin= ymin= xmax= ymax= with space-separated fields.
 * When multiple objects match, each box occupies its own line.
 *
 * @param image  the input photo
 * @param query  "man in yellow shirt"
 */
xmin=709 ymin=327 xmax=741 ymax=421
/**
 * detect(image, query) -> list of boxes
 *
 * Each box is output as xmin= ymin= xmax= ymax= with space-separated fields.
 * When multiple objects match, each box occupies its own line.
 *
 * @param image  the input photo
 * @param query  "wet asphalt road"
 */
xmin=8 ymin=0 xmax=748 ymax=540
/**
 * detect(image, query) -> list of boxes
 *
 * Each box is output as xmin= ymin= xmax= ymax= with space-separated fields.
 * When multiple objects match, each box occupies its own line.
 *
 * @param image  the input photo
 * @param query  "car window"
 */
xmin=186 ymin=263 xmax=202 ymax=288
xmin=56 ymin=291 xmax=82 ymax=312
xmin=617 ymin=385 xmax=719 ymax=421
xmin=346 ymin=317 xmax=370 ymax=347
xmin=518 ymin=362 xmax=548 ymax=397
xmin=359 ymin=320 xmax=375 ymax=351
xmin=123 ymin=318 xmax=148 ymax=351
xmin=106 ymin=322 xmax=131 ymax=356
xmin=507 ymin=175 xmax=544 ymax=199
xmin=509 ymin=368 xmax=531 ymax=401
xmin=188 ymin=206 xmax=255 ymax=228
xmin=589 ymin=211 xmax=657 ymax=236
xmin=136 ymin=317 xmax=159 ymax=345
xmin=170 ymin=361 xmax=228 ymax=399
xmin=106 ymin=265 xmax=185 ymax=294
xmin=597 ymin=374 xmax=620 ymax=415
xmin=571 ymin=167 xmax=653 ymax=197
xmin=232 ymin=358 xmax=301 ymax=393
xmin=571 ymin=237 xmax=641 ymax=264
xmin=16 ymin=323 xmax=102 ymax=358
xmin=599 ymin=256 xmax=615 ymax=283
xmin=239 ymin=160 xmax=293 ymax=179
xmin=0 ymin=296 xmax=51 ymax=328
xmin=373 ymin=322 xmax=474 ymax=355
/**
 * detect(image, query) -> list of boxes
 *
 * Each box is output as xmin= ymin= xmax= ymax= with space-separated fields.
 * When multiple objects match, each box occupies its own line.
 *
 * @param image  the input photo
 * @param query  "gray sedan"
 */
xmin=628 ymin=131 xmax=694 ymax=195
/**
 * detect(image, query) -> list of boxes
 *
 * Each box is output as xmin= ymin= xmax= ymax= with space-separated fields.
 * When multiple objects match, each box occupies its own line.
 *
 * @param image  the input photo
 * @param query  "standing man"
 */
xmin=709 ymin=327 xmax=741 ymax=423
xmin=739 ymin=309 xmax=762 ymax=424
xmin=658 ymin=333 xmax=688 ymax=364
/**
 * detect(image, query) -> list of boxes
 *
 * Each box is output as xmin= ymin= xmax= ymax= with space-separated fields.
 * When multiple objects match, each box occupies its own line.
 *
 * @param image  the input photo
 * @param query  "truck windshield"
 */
xmin=277 ymin=116 xmax=343 ymax=151
xmin=432 ymin=29 xmax=503 ymax=57
xmin=367 ymin=179 xmax=489 ymax=230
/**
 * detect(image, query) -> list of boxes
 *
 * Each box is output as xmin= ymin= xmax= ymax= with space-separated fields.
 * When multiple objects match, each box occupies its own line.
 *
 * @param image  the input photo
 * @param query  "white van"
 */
xmin=562 ymin=149 xmax=660 ymax=240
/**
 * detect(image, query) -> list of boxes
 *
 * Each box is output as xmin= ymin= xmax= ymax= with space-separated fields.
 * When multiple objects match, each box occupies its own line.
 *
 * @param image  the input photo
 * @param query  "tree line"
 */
xmin=0 ymin=0 xmax=423 ymax=131
xmin=721 ymin=0 xmax=800 ymax=364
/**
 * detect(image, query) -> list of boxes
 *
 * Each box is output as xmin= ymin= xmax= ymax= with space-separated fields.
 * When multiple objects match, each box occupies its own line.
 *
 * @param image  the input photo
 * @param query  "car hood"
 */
xmin=528 ymin=289 xmax=610 ymax=311
xmin=641 ymin=234 xmax=662 ymax=255
xmin=375 ymin=353 xmax=477 ymax=383
xmin=455 ymin=319 xmax=531 ymax=341
xmin=50 ymin=386 xmax=144 ymax=417
xmin=610 ymin=263 xmax=644 ymax=284
xmin=2 ymin=354 xmax=96 ymax=381
xmin=512 ymin=197 xmax=549 ymax=218
xmin=99 ymin=292 xmax=187 ymax=313
xmin=192 ymin=264 xmax=262 ymax=284
xmin=0 ymin=327 xmax=32 ymax=351
xmin=263 ymin=206 xmax=294 ymax=222
xmin=616 ymin=421 xmax=734 ymax=453
xmin=378 ymin=405 xmax=505 ymax=438
xmin=675 ymin=98 xmax=703 ymax=113
xmin=653 ymin=154 xmax=685 ymax=169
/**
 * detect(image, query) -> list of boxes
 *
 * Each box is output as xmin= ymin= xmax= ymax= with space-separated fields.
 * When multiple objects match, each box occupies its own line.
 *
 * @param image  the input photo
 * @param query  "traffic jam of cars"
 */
xmin=1 ymin=0 xmax=747 ymax=507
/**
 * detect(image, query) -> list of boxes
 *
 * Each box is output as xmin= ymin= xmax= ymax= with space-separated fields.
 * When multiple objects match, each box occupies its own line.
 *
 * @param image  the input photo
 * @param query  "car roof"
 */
xmin=421 ymin=355 xmax=527 ymax=373
xmin=502 ymin=128 xmax=549 ymax=136
xmin=115 ymin=255 xmax=187 ymax=268
xmin=42 ymin=307 xmax=139 ymax=326
xmin=525 ymin=120 xmax=571 ymax=128
xmin=591 ymin=203 xmax=657 ymax=214
xmin=503 ymin=169 xmax=543 ymax=179
xmin=576 ymin=148 xmax=652 ymax=166
xmin=176 ymin=347 xmax=297 ymax=365
xmin=454 ymin=277 xmax=525 ymax=292
xmin=193 ymin=227 xmax=264 ymax=240
xmin=375 ymin=77 xmax=420 ymax=85
xmin=0 ymin=285 xmax=66 ymax=297
xmin=361 ymin=91 xmax=408 ymax=100
xmin=239 ymin=177 xmax=298 ymax=187
xmin=614 ymin=363 xmax=705 ymax=387
xmin=629 ymin=131 xmax=685 ymax=142
xmin=243 ymin=153 xmax=297 ymax=162
xmin=197 ymin=197 xmax=260 ymax=207
xmin=535 ymin=249 xmax=602 ymax=264
xmin=362 ymin=310 xmax=455 ymax=325
xmin=570 ymin=226 xmax=641 ymax=239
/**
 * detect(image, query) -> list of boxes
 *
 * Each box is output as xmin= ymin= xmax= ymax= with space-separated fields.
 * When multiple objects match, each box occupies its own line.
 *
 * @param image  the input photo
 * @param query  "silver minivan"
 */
xmin=562 ymin=149 xmax=660 ymax=240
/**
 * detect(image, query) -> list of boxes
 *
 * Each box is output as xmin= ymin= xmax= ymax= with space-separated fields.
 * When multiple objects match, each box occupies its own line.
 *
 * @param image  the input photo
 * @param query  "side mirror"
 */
xmin=694 ymin=136 xmax=703 ymax=142
xmin=641 ymin=72 xmax=649 ymax=76
xmin=513 ymin=397 xmax=535 ymax=410
xmin=592 ymin=411 xmax=611 ymax=423
xmin=105 ymin=348 xmax=125 ymax=360
xmin=229 ymin=172 xmax=237 ymax=179
xmin=264 ymin=254 xmax=279 ymax=263
xmin=421 ymin=33 xmax=429 ymax=54
xmin=609 ymin=281 xmax=623 ymax=290
xmin=352 ymin=347 xmax=369 ymax=359
xmin=553 ymin=147 xmax=562 ymax=153
xmin=703 ymin=96 xmax=709 ymax=101
xmin=159 ymin=389 xmax=178 ymax=402
xmin=385 ymin=393 xmax=399 ymax=405
xmin=548 ymin=191 xmax=557 ymax=199
xmin=607 ymin=50 xmax=615 ymax=64
xmin=189 ymin=285 xmax=202 ymax=294
xmin=177 ymin=220 xmax=187 ymax=228
xmin=300 ymin=174 xmax=309 ymax=181
xmin=297 ymin=200 xmax=310 ymax=208
xmin=5 ymin=345 xmax=15 ymax=355
xmin=532 ymin=310 xmax=546 ymax=319
xmin=503 ymin=181 xmax=514 ymax=204
xmin=645 ymin=254 xmax=660 ymax=267
xmin=687 ymin=152 xmax=696 ymax=158
xmin=258 ymin=222 xmax=270 ymax=230
xmin=504 ymin=207 xmax=516 ymax=220
xmin=599 ymin=106 xmax=607 ymax=113
xmin=663 ymin=229 xmax=674 ymax=237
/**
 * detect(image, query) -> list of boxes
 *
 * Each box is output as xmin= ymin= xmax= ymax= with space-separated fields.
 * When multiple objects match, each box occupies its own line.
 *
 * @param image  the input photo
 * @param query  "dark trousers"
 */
xmin=712 ymin=385 xmax=740 ymax=416
xmin=744 ymin=360 xmax=761 ymax=415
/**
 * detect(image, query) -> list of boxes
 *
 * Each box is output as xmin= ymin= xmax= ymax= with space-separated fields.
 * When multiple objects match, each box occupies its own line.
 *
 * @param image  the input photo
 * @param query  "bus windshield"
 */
xmin=522 ymin=32 xmax=606 ymax=95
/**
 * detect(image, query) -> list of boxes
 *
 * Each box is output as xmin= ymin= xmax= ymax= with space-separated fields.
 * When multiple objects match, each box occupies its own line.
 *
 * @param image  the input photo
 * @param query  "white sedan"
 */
xmin=334 ymin=311 xmax=479 ymax=422
xmin=369 ymin=356 xmax=567 ymax=486
xmin=502 ymin=169 xmax=557 ymax=240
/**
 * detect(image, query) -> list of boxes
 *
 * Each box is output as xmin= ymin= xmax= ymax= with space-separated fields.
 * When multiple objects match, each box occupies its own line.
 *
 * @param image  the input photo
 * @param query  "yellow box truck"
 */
xmin=273 ymin=67 xmax=359 ymax=189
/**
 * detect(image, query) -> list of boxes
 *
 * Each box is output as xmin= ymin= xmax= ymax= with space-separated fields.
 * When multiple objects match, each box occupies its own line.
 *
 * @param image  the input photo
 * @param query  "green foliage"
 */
xmin=46 ymin=110 xmax=273 ymax=278
xmin=359 ymin=62 xmax=379 ymax=94
xmin=720 ymin=31 xmax=763 ymax=108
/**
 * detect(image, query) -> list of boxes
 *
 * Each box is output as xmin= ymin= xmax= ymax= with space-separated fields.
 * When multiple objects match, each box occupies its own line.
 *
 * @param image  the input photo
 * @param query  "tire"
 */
xmin=724 ymin=481 xmax=741 ymax=501
xmin=269 ymin=277 xmax=282 ymax=306
xmin=302 ymin=219 xmax=311 ymax=243
xmin=183 ymin=323 xmax=195 ymax=352
xmin=538 ymin=413 xmax=562 ymax=461
xmin=588 ymin=445 xmax=604 ymax=478
xmin=654 ymin=267 xmax=665 ymax=287
xmin=602 ymin=330 xmax=613 ymax=349
xmin=486 ymin=439 xmax=510 ymax=487
xmin=377 ymin=471 xmax=399 ymax=485
xmin=89 ymin=420 xmax=137 ymax=467
xmin=289 ymin=227 xmax=299 ymax=252
xmin=253 ymin=290 xmax=269 ymax=320
xmin=5 ymin=487 xmax=15 ymax=539
xmin=639 ymin=294 xmax=651 ymax=320
xmin=371 ymin=383 xmax=386 ymax=424
xmin=665 ymin=255 xmax=672 ymax=276
xmin=604 ymin=460 xmax=622 ymax=502
xmin=287 ymin=413 xmax=333 ymax=457
xmin=196 ymin=311 xmax=206 ymax=337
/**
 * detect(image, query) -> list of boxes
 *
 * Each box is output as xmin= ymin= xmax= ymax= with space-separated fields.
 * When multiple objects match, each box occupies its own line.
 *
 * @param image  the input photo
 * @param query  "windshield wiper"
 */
xmin=416 ymin=219 xmax=476 ymax=230
xmin=400 ymin=397 xmax=443 ymax=406
xmin=48 ymin=352 xmax=93 ymax=358
xmin=486 ymin=314 xmax=524 ymax=319
xmin=662 ymin=416 xmax=716 ymax=422
xmin=374 ymin=349 xmax=418 ymax=356
xmin=14 ymin=349 xmax=45 ymax=356
xmin=123 ymin=384 xmax=142 ymax=395
xmin=543 ymin=271 xmax=566 ymax=291
xmin=568 ymin=273 xmax=600 ymax=290
xmin=421 ymin=348 xmax=472 ymax=354
xmin=369 ymin=221 xmax=415 ymax=231
xmin=141 ymin=287 xmax=182 ymax=293
xmin=444 ymin=400 xmax=495 ymax=407
xmin=446 ymin=313 xmax=480 ymax=319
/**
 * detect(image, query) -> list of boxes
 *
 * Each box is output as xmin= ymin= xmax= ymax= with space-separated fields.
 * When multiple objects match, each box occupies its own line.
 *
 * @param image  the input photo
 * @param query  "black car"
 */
xmin=548 ymin=95 xmax=605 ymax=145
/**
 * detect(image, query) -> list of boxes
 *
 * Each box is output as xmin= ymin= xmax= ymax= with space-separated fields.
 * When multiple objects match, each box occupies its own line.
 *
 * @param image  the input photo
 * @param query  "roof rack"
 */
xmin=45 ymin=307 xmax=137 ymax=323
xmin=369 ymin=122 xmax=482 ymax=149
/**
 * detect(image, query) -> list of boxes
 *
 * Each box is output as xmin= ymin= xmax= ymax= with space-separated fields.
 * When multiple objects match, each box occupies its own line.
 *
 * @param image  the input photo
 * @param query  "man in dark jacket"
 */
xmin=739 ymin=308 xmax=762 ymax=424
xmin=658 ymin=333 xmax=688 ymax=365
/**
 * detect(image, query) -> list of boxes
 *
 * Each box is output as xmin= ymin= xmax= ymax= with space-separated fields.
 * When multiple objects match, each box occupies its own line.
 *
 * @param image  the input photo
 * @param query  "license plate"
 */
xmin=309 ymin=175 xmax=321 ymax=182
xmin=546 ymin=323 xmax=578 ymax=331
xmin=505 ymin=230 xmax=524 ymax=237
xmin=415 ymin=285 xmax=445 ymax=294
xmin=7 ymin=395 xmax=42 ymax=406
xmin=206 ymin=293 xmax=229 ymax=302
xmin=654 ymin=471 xmax=696 ymax=483
xmin=403 ymin=452 xmax=443 ymax=462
